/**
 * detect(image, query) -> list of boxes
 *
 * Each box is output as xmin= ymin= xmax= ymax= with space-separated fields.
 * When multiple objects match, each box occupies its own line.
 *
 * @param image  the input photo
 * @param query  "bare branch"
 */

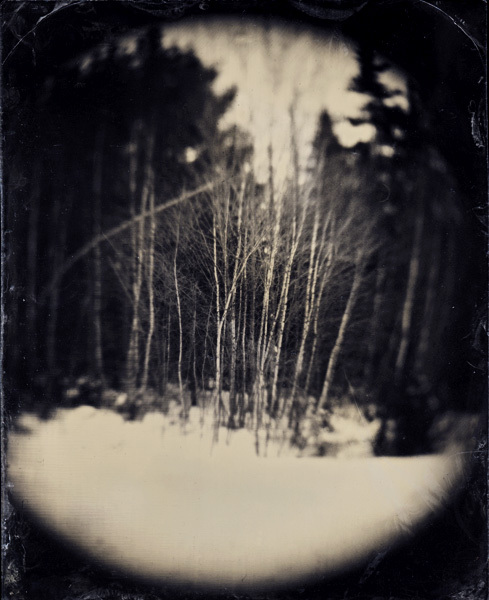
xmin=39 ymin=178 xmax=225 ymax=303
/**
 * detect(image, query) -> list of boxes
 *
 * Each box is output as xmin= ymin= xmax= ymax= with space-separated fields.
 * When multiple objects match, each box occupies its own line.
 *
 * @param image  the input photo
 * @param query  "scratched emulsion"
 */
xmin=4 ymin=11 xmax=482 ymax=596
xmin=8 ymin=407 xmax=467 ymax=590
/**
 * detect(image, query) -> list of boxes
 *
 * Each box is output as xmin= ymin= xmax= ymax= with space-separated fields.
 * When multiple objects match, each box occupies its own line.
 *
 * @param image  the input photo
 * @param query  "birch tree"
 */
xmin=140 ymin=164 xmax=156 ymax=392
xmin=125 ymin=124 xmax=147 ymax=394
xmin=318 ymin=252 xmax=365 ymax=409
xmin=173 ymin=215 xmax=185 ymax=410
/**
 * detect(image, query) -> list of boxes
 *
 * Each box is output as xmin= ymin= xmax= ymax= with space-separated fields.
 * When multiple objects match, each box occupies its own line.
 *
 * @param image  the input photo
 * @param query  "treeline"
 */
xmin=5 ymin=29 xmax=463 ymax=449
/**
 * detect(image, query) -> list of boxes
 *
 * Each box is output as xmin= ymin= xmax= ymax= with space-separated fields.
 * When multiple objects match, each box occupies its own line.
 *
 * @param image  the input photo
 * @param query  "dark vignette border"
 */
xmin=1 ymin=2 xmax=487 ymax=599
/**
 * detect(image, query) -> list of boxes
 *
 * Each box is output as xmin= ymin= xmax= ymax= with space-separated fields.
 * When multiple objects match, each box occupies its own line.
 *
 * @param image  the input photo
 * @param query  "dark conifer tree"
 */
xmin=6 ymin=27 xmax=240 ymax=410
xmin=346 ymin=45 xmax=463 ymax=454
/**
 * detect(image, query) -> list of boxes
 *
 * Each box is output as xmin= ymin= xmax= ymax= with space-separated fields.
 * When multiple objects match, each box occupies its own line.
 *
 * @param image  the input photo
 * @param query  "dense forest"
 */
xmin=4 ymin=22 xmax=473 ymax=455
xmin=2 ymin=5 xmax=487 ymax=600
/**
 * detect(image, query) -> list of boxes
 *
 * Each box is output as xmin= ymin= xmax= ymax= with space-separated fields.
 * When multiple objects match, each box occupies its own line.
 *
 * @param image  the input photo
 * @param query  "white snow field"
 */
xmin=7 ymin=405 xmax=468 ymax=591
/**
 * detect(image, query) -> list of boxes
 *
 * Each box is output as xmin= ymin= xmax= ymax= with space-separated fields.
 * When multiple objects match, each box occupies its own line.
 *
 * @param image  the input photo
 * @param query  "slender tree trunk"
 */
xmin=249 ymin=251 xmax=257 ymax=417
xmin=318 ymin=255 xmax=364 ymax=410
xmin=212 ymin=212 xmax=223 ymax=414
xmin=304 ymin=251 xmax=330 ymax=395
xmin=228 ymin=177 xmax=245 ymax=426
xmin=228 ymin=305 xmax=237 ymax=424
xmin=254 ymin=147 xmax=282 ymax=419
xmin=191 ymin=286 xmax=199 ymax=406
xmin=163 ymin=307 xmax=171 ymax=394
xmin=240 ymin=268 xmax=248 ymax=425
xmin=141 ymin=167 xmax=155 ymax=392
xmin=220 ymin=187 xmax=230 ymax=417
xmin=92 ymin=126 xmax=106 ymax=388
xmin=414 ymin=231 xmax=440 ymax=384
xmin=269 ymin=230 xmax=301 ymax=414
xmin=269 ymin=266 xmax=291 ymax=414
xmin=215 ymin=318 xmax=226 ymax=420
xmin=201 ymin=299 xmax=213 ymax=392
xmin=239 ymin=214 xmax=252 ymax=421
xmin=269 ymin=118 xmax=307 ymax=417
xmin=291 ymin=213 xmax=319 ymax=399
xmin=236 ymin=274 xmax=244 ymax=398
xmin=173 ymin=217 xmax=185 ymax=412
xmin=214 ymin=283 xmax=250 ymax=421
xmin=125 ymin=126 xmax=145 ymax=394
xmin=395 ymin=210 xmax=425 ymax=383
xmin=215 ymin=242 xmax=258 ymax=422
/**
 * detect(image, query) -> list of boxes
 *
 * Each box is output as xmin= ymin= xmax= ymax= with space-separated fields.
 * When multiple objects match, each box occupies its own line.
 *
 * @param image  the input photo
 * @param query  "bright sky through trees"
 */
xmin=162 ymin=18 xmax=408 ymax=184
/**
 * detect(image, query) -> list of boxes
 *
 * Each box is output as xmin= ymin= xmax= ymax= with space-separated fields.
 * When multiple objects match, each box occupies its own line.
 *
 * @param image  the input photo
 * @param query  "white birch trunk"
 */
xmin=290 ymin=212 xmax=319 ymax=399
xmin=141 ymin=168 xmax=155 ymax=392
xmin=173 ymin=218 xmax=185 ymax=412
xmin=228 ymin=178 xmax=245 ymax=424
xmin=125 ymin=126 xmax=145 ymax=393
xmin=254 ymin=149 xmax=283 ymax=416
xmin=318 ymin=255 xmax=363 ymax=410
xmin=304 ymin=251 xmax=331 ymax=395
xmin=212 ymin=212 xmax=222 ymax=414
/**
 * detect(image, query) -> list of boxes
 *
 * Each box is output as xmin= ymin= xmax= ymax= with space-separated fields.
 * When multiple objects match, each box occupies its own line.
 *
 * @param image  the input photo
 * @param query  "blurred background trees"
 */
xmin=3 ymin=6 xmax=485 ymax=455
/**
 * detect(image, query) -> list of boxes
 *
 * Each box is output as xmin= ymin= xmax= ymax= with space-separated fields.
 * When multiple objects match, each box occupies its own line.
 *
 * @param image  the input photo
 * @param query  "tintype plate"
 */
xmin=1 ymin=2 xmax=487 ymax=600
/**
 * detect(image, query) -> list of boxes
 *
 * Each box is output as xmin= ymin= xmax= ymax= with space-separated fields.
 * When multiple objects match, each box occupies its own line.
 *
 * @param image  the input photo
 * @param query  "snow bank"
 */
xmin=8 ymin=406 xmax=468 ymax=591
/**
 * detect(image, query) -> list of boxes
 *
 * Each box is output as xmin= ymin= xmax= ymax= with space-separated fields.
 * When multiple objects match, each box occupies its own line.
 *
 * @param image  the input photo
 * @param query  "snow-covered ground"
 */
xmin=7 ymin=405 xmax=468 ymax=591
